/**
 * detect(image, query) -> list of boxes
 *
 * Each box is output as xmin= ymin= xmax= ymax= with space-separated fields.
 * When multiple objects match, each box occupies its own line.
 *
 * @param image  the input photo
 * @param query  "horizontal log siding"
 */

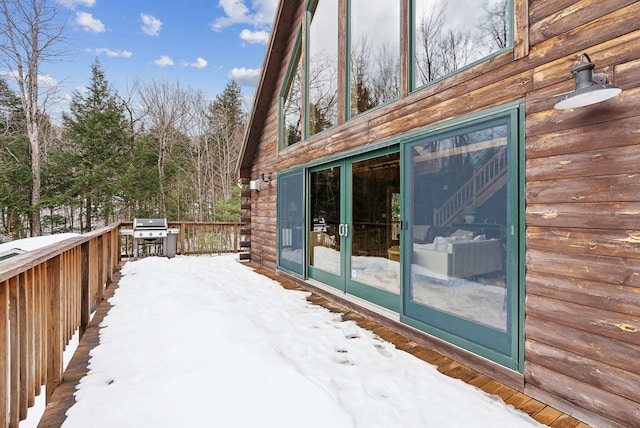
xmin=246 ymin=0 xmax=304 ymax=271
xmin=525 ymin=2 xmax=640 ymax=427
xmin=245 ymin=1 xmax=640 ymax=426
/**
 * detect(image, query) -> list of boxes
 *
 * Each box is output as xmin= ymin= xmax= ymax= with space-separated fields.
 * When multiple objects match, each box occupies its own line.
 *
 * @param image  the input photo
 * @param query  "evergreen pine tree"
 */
xmin=0 ymin=78 xmax=31 ymax=239
xmin=59 ymin=59 xmax=131 ymax=231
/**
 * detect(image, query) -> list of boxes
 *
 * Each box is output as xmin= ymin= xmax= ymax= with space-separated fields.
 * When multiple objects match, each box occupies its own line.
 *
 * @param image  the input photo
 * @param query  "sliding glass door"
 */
xmin=308 ymin=149 xmax=401 ymax=311
xmin=402 ymin=111 xmax=522 ymax=368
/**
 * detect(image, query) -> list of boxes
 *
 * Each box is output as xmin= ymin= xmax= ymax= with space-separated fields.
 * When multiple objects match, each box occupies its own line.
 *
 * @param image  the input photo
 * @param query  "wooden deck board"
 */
xmin=35 ymin=263 xmax=589 ymax=428
xmin=248 ymin=265 xmax=590 ymax=428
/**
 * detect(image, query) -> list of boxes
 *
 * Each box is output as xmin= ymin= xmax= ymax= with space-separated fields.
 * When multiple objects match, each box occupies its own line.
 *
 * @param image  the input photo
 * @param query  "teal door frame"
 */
xmin=399 ymin=105 xmax=524 ymax=370
xmin=308 ymin=159 xmax=348 ymax=291
xmin=307 ymin=147 xmax=401 ymax=312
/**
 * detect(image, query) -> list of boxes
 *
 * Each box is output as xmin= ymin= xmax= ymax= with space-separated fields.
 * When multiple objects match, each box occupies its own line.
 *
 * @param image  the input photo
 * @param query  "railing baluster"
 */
xmin=18 ymin=272 xmax=28 ymax=421
xmin=9 ymin=275 xmax=19 ymax=428
xmin=1 ymin=280 xmax=9 ymax=428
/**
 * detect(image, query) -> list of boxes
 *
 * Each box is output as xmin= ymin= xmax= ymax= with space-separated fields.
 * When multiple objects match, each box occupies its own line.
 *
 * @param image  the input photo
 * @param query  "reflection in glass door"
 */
xmin=348 ymin=153 xmax=400 ymax=310
xmin=308 ymin=150 xmax=401 ymax=311
xmin=403 ymin=112 xmax=520 ymax=368
xmin=309 ymin=164 xmax=344 ymax=288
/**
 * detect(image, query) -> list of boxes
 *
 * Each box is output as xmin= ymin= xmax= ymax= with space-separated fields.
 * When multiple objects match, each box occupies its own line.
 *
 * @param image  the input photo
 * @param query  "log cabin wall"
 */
xmin=246 ymin=0 xmax=307 ymax=270
xmin=240 ymin=1 xmax=640 ymax=426
xmin=524 ymin=2 xmax=640 ymax=427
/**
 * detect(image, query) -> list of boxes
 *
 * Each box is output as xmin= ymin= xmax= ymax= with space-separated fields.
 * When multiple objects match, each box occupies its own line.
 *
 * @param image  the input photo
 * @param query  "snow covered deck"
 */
xmin=36 ymin=255 xmax=586 ymax=428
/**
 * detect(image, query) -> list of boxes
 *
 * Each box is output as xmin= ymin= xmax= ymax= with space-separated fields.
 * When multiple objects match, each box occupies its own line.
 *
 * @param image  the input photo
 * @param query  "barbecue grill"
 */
xmin=120 ymin=218 xmax=179 ymax=259
xmin=134 ymin=218 xmax=168 ymax=239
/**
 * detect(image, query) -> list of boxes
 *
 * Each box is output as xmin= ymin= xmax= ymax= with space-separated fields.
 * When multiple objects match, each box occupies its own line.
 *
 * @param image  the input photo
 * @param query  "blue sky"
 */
xmin=40 ymin=0 xmax=278 ymax=119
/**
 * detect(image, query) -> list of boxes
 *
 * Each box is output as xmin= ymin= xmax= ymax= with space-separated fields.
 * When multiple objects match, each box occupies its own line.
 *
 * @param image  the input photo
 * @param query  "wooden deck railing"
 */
xmin=0 ymin=223 xmax=121 ymax=428
xmin=119 ymin=222 xmax=245 ymax=257
xmin=0 ymin=221 xmax=246 ymax=427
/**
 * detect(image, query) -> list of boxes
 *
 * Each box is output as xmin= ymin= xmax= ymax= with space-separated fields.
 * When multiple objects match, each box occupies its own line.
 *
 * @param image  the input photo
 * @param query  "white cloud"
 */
xmin=154 ymin=55 xmax=174 ymax=67
xmin=57 ymin=0 xmax=95 ymax=8
xmin=88 ymin=48 xmax=133 ymax=58
xmin=211 ymin=0 xmax=276 ymax=31
xmin=239 ymin=28 xmax=270 ymax=44
xmin=140 ymin=13 xmax=162 ymax=36
xmin=38 ymin=74 xmax=59 ymax=88
xmin=228 ymin=67 xmax=261 ymax=86
xmin=251 ymin=0 xmax=278 ymax=24
xmin=76 ymin=12 xmax=105 ymax=33
xmin=1 ymin=70 xmax=60 ymax=90
xmin=184 ymin=57 xmax=208 ymax=69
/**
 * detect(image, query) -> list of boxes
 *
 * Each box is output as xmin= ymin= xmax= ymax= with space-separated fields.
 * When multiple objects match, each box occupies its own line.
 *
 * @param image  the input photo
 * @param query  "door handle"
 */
xmin=343 ymin=224 xmax=349 ymax=237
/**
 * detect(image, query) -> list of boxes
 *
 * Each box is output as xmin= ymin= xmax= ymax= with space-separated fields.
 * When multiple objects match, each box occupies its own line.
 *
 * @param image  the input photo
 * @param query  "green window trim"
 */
xmin=400 ymin=103 xmax=525 ymax=371
xmin=279 ymin=30 xmax=303 ymax=150
xmin=409 ymin=0 xmax=515 ymax=93
xmin=278 ymin=0 xmax=517 ymax=150
xmin=346 ymin=0 xmax=402 ymax=120
xmin=305 ymin=0 xmax=339 ymax=139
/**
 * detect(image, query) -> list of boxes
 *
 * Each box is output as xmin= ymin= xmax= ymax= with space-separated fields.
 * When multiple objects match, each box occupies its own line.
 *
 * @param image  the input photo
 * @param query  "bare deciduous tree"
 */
xmin=440 ymin=29 xmax=474 ymax=75
xmin=349 ymin=36 xmax=375 ymax=115
xmin=307 ymin=52 xmax=338 ymax=136
xmin=372 ymin=41 xmax=400 ymax=104
xmin=415 ymin=2 xmax=446 ymax=84
xmin=479 ymin=0 xmax=509 ymax=51
xmin=171 ymin=89 xmax=211 ymax=221
xmin=137 ymin=79 xmax=191 ymax=215
xmin=282 ymin=58 xmax=302 ymax=146
xmin=207 ymin=80 xmax=245 ymax=202
xmin=0 ymin=0 xmax=67 ymax=236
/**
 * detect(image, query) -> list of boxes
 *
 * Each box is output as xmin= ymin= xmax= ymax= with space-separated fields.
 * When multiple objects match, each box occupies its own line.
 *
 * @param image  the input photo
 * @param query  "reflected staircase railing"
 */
xmin=433 ymin=148 xmax=507 ymax=226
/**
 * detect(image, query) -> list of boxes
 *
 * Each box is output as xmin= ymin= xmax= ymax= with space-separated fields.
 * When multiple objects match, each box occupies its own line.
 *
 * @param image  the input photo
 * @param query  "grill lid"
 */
xmin=133 ymin=218 xmax=168 ymax=239
xmin=133 ymin=218 xmax=168 ymax=230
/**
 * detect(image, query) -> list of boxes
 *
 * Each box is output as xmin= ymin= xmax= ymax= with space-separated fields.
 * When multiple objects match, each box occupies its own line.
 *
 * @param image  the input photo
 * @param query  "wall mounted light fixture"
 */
xmin=249 ymin=173 xmax=271 ymax=192
xmin=260 ymin=172 xmax=271 ymax=183
xmin=554 ymin=53 xmax=622 ymax=110
xmin=249 ymin=180 xmax=260 ymax=191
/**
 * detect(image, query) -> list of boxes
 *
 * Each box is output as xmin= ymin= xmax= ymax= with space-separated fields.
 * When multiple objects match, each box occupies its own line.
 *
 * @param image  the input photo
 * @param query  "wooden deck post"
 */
xmin=46 ymin=256 xmax=62 ymax=404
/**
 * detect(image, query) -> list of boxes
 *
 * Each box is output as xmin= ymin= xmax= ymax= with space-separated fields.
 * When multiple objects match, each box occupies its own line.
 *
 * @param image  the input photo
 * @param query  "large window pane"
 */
xmin=349 ymin=0 xmax=400 ymax=117
xmin=277 ymin=170 xmax=305 ymax=275
xmin=409 ymin=120 xmax=509 ymax=332
xmin=282 ymin=39 xmax=302 ymax=147
xmin=308 ymin=0 xmax=338 ymax=136
xmin=413 ymin=0 xmax=511 ymax=88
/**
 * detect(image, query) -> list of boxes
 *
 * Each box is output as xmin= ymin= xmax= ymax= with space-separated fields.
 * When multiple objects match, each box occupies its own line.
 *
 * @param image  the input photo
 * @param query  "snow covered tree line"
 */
xmin=0 ymin=0 xmax=246 ymax=240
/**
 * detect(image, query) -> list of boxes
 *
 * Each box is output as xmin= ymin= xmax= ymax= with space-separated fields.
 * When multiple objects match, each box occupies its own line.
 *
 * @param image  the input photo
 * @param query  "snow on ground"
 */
xmin=57 ymin=254 xmax=541 ymax=428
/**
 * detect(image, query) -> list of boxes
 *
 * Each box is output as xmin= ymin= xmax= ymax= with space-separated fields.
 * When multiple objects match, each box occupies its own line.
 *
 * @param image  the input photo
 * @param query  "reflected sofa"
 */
xmin=412 ymin=226 xmax=502 ymax=280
